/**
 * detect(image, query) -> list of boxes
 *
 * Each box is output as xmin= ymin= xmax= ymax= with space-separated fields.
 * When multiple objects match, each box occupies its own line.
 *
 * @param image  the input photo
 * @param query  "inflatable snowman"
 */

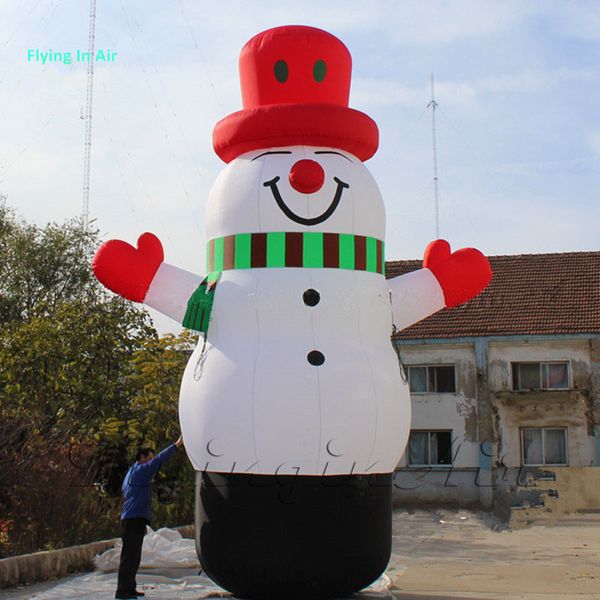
xmin=94 ymin=25 xmax=492 ymax=600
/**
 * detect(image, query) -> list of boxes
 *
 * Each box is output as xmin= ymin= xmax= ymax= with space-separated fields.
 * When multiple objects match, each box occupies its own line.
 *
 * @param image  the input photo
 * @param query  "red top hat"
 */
xmin=213 ymin=25 xmax=379 ymax=163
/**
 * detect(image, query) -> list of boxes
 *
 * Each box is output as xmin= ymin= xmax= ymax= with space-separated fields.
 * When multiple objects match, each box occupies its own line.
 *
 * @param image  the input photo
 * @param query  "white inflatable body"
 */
xmin=91 ymin=24 xmax=491 ymax=600
xmin=145 ymin=145 xmax=446 ymax=476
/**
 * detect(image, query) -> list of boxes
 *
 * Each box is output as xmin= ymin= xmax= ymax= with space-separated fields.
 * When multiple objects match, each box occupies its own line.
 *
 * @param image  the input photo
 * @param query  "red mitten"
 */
xmin=423 ymin=239 xmax=492 ymax=307
xmin=92 ymin=232 xmax=164 ymax=302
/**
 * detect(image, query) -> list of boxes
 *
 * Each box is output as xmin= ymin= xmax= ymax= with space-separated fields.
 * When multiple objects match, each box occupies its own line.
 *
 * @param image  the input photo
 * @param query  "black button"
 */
xmin=307 ymin=350 xmax=325 ymax=366
xmin=303 ymin=288 xmax=320 ymax=306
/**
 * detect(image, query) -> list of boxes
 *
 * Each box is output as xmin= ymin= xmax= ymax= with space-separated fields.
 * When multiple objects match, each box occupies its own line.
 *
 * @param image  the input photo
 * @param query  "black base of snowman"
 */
xmin=194 ymin=470 xmax=392 ymax=599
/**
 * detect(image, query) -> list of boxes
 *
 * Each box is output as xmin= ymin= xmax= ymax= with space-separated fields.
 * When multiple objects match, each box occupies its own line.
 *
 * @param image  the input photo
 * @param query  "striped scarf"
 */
xmin=206 ymin=231 xmax=385 ymax=275
xmin=183 ymin=231 xmax=385 ymax=333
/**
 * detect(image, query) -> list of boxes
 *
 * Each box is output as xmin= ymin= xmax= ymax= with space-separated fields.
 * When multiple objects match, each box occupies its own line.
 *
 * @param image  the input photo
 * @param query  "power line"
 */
xmin=99 ymin=110 xmax=143 ymax=233
xmin=99 ymin=81 xmax=186 ymax=266
xmin=0 ymin=0 xmax=38 ymax=58
xmin=177 ymin=2 xmax=224 ymax=112
xmin=118 ymin=0 xmax=203 ymax=234
xmin=0 ymin=0 xmax=61 ymax=86
xmin=126 ymin=0 xmax=204 ymax=185
xmin=0 ymin=115 xmax=55 ymax=171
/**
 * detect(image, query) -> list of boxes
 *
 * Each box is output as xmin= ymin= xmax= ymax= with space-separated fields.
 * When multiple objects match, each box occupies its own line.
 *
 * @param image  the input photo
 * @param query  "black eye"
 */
xmin=274 ymin=60 xmax=288 ymax=83
xmin=313 ymin=59 xmax=326 ymax=82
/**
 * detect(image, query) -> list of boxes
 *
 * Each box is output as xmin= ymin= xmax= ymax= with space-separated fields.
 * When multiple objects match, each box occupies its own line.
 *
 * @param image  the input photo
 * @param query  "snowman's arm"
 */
xmin=387 ymin=239 xmax=493 ymax=332
xmin=93 ymin=233 xmax=208 ymax=328
xmin=144 ymin=262 xmax=204 ymax=324
xmin=387 ymin=268 xmax=446 ymax=332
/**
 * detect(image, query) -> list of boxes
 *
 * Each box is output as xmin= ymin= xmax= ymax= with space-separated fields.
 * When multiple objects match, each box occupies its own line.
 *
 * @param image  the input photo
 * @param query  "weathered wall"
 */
xmin=488 ymin=339 xmax=595 ymax=468
xmin=591 ymin=339 xmax=600 ymax=461
xmin=392 ymin=468 xmax=481 ymax=509
xmin=396 ymin=343 xmax=480 ymax=469
xmin=494 ymin=466 xmax=600 ymax=525
xmin=539 ymin=467 xmax=600 ymax=513
xmin=394 ymin=336 xmax=599 ymax=513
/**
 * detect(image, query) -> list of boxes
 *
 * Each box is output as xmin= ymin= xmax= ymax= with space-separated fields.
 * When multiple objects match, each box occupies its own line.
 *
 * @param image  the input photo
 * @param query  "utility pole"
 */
xmin=427 ymin=73 xmax=440 ymax=239
xmin=81 ymin=0 xmax=97 ymax=229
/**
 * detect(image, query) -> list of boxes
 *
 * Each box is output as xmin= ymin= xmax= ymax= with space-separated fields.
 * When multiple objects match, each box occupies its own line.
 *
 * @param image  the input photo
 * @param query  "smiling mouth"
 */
xmin=263 ymin=176 xmax=350 ymax=226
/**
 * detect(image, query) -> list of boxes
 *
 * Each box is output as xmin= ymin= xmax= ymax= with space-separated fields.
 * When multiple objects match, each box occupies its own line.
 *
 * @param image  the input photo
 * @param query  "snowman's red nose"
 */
xmin=289 ymin=159 xmax=325 ymax=194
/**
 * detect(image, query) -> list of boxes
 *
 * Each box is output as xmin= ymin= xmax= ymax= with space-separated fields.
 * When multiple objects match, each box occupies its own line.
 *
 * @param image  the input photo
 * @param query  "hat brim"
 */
xmin=213 ymin=104 xmax=379 ymax=163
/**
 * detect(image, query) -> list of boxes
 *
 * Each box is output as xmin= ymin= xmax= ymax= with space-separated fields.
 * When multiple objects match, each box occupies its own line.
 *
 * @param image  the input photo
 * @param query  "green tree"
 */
xmin=126 ymin=331 xmax=197 ymax=526
xmin=0 ymin=206 xmax=99 ymax=322
xmin=0 ymin=207 xmax=193 ymax=556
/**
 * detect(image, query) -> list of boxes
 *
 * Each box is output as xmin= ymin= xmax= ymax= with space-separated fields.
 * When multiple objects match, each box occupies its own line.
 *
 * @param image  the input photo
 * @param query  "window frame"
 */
xmin=407 ymin=429 xmax=454 ymax=467
xmin=520 ymin=426 xmax=569 ymax=467
xmin=511 ymin=361 xmax=571 ymax=391
xmin=406 ymin=364 xmax=457 ymax=395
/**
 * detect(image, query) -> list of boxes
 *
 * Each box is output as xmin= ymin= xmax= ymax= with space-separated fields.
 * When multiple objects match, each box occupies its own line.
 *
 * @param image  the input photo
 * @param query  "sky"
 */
xmin=0 ymin=0 xmax=599 ymax=333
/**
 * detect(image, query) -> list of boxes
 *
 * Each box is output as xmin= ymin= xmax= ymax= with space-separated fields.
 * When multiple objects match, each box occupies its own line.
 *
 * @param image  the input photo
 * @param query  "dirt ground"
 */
xmin=387 ymin=510 xmax=600 ymax=599
xmin=5 ymin=509 xmax=600 ymax=599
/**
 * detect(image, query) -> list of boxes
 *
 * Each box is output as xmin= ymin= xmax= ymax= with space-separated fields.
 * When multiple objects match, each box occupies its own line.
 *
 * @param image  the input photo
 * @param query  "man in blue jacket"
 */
xmin=115 ymin=436 xmax=183 ymax=600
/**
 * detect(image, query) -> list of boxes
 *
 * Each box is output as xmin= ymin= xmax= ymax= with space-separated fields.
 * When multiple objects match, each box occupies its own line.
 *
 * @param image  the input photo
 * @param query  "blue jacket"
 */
xmin=121 ymin=444 xmax=177 ymax=522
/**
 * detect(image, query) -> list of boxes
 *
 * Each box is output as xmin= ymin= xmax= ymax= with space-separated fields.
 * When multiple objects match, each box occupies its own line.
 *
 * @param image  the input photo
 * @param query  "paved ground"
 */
xmin=5 ymin=510 xmax=600 ymax=599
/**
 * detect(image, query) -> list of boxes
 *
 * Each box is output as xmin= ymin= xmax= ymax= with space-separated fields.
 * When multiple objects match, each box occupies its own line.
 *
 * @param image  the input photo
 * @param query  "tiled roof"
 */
xmin=386 ymin=251 xmax=600 ymax=339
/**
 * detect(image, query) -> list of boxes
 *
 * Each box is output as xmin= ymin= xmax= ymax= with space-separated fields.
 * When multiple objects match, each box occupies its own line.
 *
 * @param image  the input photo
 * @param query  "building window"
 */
xmin=407 ymin=365 xmax=456 ymax=394
xmin=512 ymin=362 xmax=570 ymax=391
xmin=521 ymin=427 xmax=568 ymax=466
xmin=408 ymin=430 xmax=453 ymax=466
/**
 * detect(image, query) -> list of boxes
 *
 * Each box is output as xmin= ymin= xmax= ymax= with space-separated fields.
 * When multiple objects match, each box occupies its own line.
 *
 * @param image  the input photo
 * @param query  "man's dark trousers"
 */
xmin=116 ymin=517 xmax=147 ymax=597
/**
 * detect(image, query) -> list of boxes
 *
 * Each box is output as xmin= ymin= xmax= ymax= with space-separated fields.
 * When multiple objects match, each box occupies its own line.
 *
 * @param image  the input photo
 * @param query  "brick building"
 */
xmin=388 ymin=251 xmax=600 ymax=518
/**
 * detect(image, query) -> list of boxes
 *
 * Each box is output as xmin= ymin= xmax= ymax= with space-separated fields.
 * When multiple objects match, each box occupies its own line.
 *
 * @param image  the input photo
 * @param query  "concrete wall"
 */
xmin=488 ymin=339 xmax=596 ymax=468
xmin=393 ymin=468 xmax=481 ymax=509
xmin=0 ymin=525 xmax=194 ymax=589
xmin=394 ymin=336 xmax=600 ymax=514
xmin=494 ymin=466 xmax=600 ymax=525
xmin=534 ymin=467 xmax=600 ymax=513
xmin=396 ymin=343 xmax=480 ymax=469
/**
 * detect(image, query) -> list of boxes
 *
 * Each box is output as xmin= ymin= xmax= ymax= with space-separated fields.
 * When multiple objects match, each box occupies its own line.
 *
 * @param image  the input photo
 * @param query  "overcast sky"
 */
xmin=0 ymin=1 xmax=599 ymax=332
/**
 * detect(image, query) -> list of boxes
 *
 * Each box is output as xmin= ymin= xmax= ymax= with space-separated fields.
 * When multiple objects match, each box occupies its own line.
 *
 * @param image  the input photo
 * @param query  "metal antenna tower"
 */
xmin=81 ymin=0 xmax=97 ymax=229
xmin=427 ymin=73 xmax=440 ymax=238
